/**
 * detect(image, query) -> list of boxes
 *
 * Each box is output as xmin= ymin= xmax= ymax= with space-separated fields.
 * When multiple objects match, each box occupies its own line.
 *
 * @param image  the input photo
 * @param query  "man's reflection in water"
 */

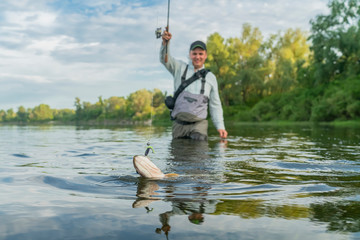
xmin=155 ymin=199 xmax=217 ymax=238
xmin=169 ymin=139 xmax=210 ymax=175
xmin=133 ymin=138 xmax=226 ymax=238
xmin=167 ymin=138 xmax=226 ymax=178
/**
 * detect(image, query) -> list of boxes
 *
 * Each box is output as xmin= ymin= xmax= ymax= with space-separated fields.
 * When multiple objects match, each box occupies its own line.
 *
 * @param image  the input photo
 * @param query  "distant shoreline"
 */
xmin=1 ymin=120 xmax=359 ymax=127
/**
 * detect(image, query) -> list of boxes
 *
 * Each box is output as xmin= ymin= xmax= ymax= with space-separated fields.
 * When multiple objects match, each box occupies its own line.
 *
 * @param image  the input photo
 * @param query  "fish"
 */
xmin=133 ymin=155 xmax=178 ymax=179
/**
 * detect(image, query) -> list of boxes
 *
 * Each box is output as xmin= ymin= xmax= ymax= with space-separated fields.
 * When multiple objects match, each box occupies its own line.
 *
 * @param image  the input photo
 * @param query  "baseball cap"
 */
xmin=190 ymin=41 xmax=207 ymax=51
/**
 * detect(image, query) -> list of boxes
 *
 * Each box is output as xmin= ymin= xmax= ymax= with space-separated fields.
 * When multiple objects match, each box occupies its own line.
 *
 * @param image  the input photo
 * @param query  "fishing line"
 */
xmin=164 ymin=0 xmax=170 ymax=63
xmin=147 ymin=5 xmax=160 ymax=146
xmin=146 ymin=91 xmax=154 ymax=144
xmin=145 ymin=0 xmax=170 ymax=155
xmin=145 ymin=1 xmax=162 ymax=150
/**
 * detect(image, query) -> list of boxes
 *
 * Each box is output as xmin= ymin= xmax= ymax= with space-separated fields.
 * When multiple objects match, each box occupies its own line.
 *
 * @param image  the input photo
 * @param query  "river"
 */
xmin=0 ymin=123 xmax=359 ymax=240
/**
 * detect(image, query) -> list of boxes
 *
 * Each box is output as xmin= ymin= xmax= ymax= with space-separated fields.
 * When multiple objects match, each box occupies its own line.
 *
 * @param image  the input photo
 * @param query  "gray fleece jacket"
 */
xmin=160 ymin=43 xmax=225 ymax=130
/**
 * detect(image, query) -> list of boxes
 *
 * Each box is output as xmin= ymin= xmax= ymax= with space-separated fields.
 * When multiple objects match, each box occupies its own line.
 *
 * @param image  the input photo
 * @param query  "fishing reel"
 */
xmin=155 ymin=27 xmax=162 ymax=39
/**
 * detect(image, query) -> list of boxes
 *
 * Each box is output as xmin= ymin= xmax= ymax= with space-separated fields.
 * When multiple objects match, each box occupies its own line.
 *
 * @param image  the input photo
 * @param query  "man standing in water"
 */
xmin=160 ymin=31 xmax=228 ymax=141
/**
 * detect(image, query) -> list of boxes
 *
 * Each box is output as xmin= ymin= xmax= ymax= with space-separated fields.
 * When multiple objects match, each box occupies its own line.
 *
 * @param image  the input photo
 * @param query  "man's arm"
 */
xmin=159 ymin=31 xmax=188 ymax=91
xmin=208 ymin=73 xmax=228 ymax=138
xmin=160 ymin=31 xmax=176 ymax=74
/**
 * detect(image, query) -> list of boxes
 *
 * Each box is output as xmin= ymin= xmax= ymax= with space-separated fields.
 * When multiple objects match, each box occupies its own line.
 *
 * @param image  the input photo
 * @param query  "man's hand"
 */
xmin=217 ymin=129 xmax=228 ymax=139
xmin=162 ymin=30 xmax=172 ymax=45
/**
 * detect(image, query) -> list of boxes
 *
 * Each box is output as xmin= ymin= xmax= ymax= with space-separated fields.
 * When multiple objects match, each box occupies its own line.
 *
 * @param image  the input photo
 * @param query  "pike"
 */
xmin=133 ymin=155 xmax=178 ymax=179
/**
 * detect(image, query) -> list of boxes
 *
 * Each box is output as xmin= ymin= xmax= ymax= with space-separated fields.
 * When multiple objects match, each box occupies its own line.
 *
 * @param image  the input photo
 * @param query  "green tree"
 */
xmin=53 ymin=109 xmax=75 ymax=121
xmin=96 ymin=96 xmax=106 ymax=120
xmin=152 ymin=89 xmax=168 ymax=120
xmin=4 ymin=109 xmax=16 ymax=121
xmin=152 ymin=89 xmax=165 ymax=108
xmin=106 ymin=96 xmax=127 ymax=119
xmin=16 ymin=106 xmax=28 ymax=122
xmin=228 ymin=23 xmax=268 ymax=105
xmin=207 ymin=24 xmax=268 ymax=106
xmin=126 ymin=89 xmax=152 ymax=120
xmin=74 ymin=97 xmax=82 ymax=120
xmin=82 ymin=101 xmax=102 ymax=120
xmin=265 ymin=28 xmax=310 ymax=93
xmin=309 ymin=0 xmax=360 ymax=85
xmin=206 ymin=32 xmax=235 ymax=106
xmin=31 ymin=104 xmax=53 ymax=121
xmin=0 ymin=110 xmax=5 ymax=122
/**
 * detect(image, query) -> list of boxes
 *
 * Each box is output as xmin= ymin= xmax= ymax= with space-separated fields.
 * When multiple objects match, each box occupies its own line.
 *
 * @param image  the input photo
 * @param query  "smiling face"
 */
xmin=189 ymin=47 xmax=207 ymax=70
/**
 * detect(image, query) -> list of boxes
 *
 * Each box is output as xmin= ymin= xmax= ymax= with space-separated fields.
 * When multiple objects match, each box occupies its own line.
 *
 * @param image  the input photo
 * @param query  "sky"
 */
xmin=0 ymin=0 xmax=330 ymax=111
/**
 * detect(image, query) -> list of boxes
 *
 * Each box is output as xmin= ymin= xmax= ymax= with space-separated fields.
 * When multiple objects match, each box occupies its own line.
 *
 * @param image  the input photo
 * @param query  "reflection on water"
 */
xmin=134 ymin=177 xmax=219 ymax=238
xmin=133 ymin=139 xmax=222 ymax=238
xmin=168 ymin=139 xmax=225 ymax=180
xmin=0 ymin=123 xmax=360 ymax=239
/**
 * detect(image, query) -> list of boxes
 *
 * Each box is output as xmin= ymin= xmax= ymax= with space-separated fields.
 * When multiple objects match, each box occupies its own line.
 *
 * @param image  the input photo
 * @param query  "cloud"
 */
xmin=27 ymin=35 xmax=100 ymax=53
xmin=0 ymin=0 xmax=329 ymax=110
xmin=4 ymin=10 xmax=56 ymax=29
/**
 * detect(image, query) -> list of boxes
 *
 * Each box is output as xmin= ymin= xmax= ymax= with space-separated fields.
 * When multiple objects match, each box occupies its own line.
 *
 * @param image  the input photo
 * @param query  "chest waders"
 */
xmin=171 ymin=67 xmax=209 ymax=141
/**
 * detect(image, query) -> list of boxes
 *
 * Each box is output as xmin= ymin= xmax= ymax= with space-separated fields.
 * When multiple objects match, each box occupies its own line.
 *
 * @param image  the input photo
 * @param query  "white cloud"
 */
xmin=27 ymin=35 xmax=100 ymax=53
xmin=0 ymin=73 xmax=50 ymax=84
xmin=4 ymin=11 xmax=56 ymax=30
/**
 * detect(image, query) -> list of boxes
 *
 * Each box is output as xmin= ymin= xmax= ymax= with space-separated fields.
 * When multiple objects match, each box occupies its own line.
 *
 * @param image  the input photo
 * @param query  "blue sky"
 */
xmin=0 ymin=0 xmax=329 ymax=111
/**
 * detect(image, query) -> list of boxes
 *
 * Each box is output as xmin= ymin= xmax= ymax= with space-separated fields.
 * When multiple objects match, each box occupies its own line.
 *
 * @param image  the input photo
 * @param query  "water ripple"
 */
xmin=12 ymin=153 xmax=31 ymax=158
xmin=1 ymin=124 xmax=360 ymax=239
xmin=40 ymin=175 xmax=138 ymax=198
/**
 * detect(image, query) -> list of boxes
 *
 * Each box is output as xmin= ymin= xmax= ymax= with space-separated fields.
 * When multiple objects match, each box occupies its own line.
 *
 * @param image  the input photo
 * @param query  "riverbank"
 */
xmin=2 ymin=119 xmax=359 ymax=128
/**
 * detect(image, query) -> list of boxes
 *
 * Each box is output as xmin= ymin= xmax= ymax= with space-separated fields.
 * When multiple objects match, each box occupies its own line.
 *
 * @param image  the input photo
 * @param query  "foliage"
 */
xmin=53 ymin=109 xmax=76 ymax=122
xmin=0 ymin=89 xmax=168 ymax=124
xmin=73 ymin=89 xmax=167 ymax=122
xmin=206 ymin=32 xmax=235 ymax=106
xmin=32 ymin=104 xmax=54 ymax=121
xmin=206 ymin=24 xmax=309 ymax=107
xmin=264 ymin=28 xmax=311 ymax=93
xmin=126 ymin=89 xmax=152 ymax=120
xmin=309 ymin=0 xmax=360 ymax=85
xmin=247 ymin=77 xmax=360 ymax=122
xmin=215 ymin=0 xmax=360 ymax=122
xmin=310 ymin=78 xmax=360 ymax=121
xmin=105 ymin=96 xmax=127 ymax=119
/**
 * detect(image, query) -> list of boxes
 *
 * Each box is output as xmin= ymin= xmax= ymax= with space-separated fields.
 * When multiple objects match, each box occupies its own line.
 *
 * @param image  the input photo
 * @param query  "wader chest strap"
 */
xmin=182 ymin=65 xmax=206 ymax=95
xmin=181 ymin=65 xmax=189 ymax=82
xmin=201 ymin=77 xmax=206 ymax=94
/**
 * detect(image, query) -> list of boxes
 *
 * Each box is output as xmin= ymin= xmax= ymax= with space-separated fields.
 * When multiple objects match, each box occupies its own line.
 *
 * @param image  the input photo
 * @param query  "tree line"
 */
xmin=1 ymin=0 xmax=359 ymax=124
xmin=0 ymin=89 xmax=168 ymax=123
xmin=74 ymin=89 xmax=168 ymax=122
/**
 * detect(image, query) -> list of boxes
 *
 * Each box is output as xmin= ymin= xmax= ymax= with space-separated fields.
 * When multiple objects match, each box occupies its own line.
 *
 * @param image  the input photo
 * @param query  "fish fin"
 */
xmin=165 ymin=173 xmax=179 ymax=178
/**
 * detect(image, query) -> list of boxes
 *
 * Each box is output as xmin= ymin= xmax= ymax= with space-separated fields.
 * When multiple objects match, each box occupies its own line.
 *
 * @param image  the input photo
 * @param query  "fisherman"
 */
xmin=160 ymin=31 xmax=228 ymax=141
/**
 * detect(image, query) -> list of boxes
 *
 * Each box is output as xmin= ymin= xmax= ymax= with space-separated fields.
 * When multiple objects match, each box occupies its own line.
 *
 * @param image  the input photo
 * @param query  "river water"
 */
xmin=0 ymin=123 xmax=359 ymax=240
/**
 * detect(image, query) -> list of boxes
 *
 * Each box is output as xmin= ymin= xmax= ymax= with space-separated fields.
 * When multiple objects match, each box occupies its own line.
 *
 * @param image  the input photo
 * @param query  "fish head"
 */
xmin=133 ymin=155 xmax=165 ymax=179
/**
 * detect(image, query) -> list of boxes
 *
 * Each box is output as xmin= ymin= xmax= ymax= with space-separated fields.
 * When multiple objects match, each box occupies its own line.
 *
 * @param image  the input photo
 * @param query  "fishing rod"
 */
xmin=155 ymin=0 xmax=170 ymax=63
xmin=142 ymin=0 xmax=171 ymax=158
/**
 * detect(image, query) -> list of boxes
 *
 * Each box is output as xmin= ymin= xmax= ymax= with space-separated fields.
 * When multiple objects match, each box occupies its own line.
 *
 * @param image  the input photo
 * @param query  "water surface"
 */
xmin=0 ymin=123 xmax=359 ymax=240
